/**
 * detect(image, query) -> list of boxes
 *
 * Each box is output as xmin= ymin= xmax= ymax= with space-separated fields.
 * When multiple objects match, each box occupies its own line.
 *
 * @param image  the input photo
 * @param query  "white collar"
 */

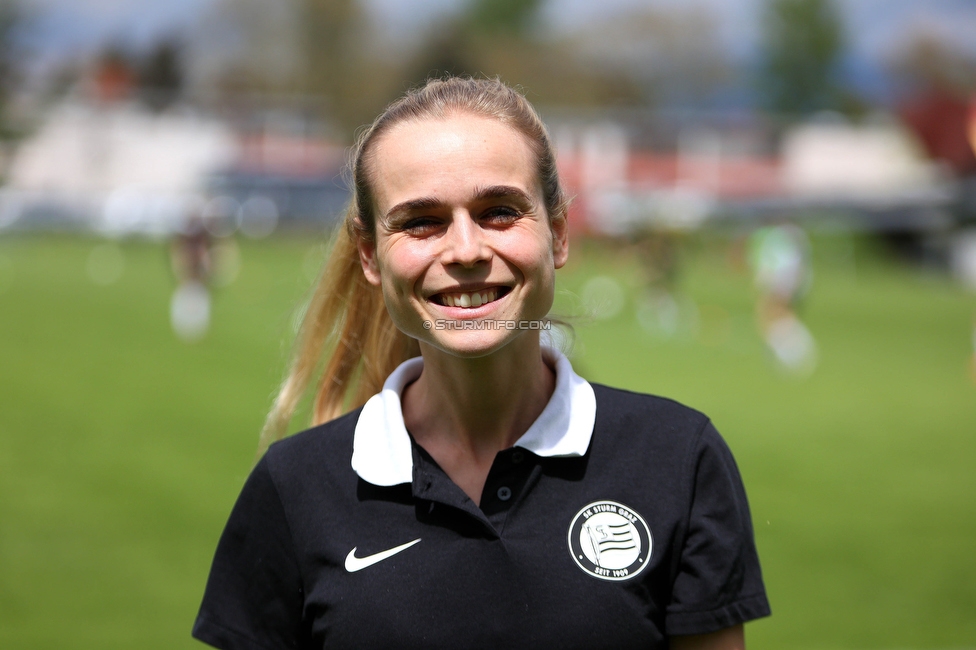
xmin=352 ymin=347 xmax=597 ymax=487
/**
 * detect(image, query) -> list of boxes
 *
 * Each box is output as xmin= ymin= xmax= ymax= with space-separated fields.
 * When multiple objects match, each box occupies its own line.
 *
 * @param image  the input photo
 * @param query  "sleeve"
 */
xmin=665 ymin=421 xmax=771 ymax=636
xmin=192 ymin=455 xmax=308 ymax=650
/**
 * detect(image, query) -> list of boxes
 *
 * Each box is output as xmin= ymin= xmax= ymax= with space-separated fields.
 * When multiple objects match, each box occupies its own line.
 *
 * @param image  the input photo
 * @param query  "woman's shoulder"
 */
xmin=587 ymin=382 xmax=728 ymax=463
xmin=262 ymin=407 xmax=363 ymax=477
xmin=586 ymin=383 xmax=740 ymax=488
xmin=589 ymin=383 xmax=710 ymax=431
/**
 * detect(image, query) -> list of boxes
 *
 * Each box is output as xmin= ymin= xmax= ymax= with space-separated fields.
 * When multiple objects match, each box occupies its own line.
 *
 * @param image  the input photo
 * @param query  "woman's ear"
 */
xmin=358 ymin=238 xmax=383 ymax=286
xmin=551 ymin=209 xmax=570 ymax=269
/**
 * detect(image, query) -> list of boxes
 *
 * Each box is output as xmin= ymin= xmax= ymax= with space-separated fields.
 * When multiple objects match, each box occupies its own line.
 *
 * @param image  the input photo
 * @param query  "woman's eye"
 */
xmin=482 ymin=206 xmax=521 ymax=223
xmin=401 ymin=217 xmax=441 ymax=233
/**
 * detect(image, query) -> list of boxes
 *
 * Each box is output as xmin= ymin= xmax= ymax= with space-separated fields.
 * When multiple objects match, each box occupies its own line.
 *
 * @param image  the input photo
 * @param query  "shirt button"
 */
xmin=496 ymin=486 xmax=512 ymax=501
xmin=511 ymin=450 xmax=525 ymax=464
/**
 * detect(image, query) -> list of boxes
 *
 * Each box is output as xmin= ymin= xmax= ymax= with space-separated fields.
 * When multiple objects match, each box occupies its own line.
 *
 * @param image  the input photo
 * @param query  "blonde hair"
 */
xmin=257 ymin=76 xmax=568 ymax=456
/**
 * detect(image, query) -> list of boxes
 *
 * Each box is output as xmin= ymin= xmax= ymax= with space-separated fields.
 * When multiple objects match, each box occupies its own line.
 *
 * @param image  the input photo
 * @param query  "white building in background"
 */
xmin=780 ymin=116 xmax=949 ymax=206
xmin=1 ymin=101 xmax=237 ymax=235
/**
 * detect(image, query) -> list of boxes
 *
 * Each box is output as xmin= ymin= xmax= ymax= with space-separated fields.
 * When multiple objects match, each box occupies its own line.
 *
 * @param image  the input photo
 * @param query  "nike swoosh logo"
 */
xmin=344 ymin=538 xmax=421 ymax=572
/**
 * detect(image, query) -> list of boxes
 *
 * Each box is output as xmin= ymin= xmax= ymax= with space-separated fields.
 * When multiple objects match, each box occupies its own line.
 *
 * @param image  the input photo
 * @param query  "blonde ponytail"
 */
xmin=257 ymin=216 xmax=418 ymax=457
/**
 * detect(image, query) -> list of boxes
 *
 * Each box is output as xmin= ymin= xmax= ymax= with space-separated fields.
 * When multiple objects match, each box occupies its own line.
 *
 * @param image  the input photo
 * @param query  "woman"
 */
xmin=193 ymin=77 xmax=770 ymax=650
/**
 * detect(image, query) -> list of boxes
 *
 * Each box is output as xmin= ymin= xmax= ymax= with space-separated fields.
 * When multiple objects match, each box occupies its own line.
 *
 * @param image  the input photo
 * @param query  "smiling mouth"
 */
xmin=431 ymin=287 xmax=511 ymax=309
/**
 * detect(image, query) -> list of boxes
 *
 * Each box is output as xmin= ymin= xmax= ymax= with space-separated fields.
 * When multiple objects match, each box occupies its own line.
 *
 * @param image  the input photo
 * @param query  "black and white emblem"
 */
xmin=568 ymin=500 xmax=652 ymax=581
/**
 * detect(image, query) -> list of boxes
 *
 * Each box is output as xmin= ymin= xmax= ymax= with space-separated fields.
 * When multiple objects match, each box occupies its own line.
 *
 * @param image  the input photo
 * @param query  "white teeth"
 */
xmin=438 ymin=289 xmax=501 ymax=308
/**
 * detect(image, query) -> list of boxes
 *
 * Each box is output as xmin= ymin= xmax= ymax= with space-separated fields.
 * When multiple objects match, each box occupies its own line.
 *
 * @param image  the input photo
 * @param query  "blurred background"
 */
xmin=0 ymin=0 xmax=974 ymax=647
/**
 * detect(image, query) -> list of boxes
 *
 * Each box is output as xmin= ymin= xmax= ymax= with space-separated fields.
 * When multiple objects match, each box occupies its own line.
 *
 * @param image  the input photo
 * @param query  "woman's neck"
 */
xmin=401 ymin=335 xmax=556 ymax=505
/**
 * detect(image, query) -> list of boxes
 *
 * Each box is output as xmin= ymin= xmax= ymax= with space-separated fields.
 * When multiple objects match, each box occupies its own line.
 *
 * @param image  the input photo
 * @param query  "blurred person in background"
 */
xmin=967 ymin=97 xmax=976 ymax=382
xmin=193 ymin=77 xmax=769 ymax=649
xmin=956 ymin=229 xmax=976 ymax=382
xmin=633 ymin=225 xmax=688 ymax=339
xmin=749 ymin=221 xmax=817 ymax=374
xmin=169 ymin=213 xmax=214 ymax=342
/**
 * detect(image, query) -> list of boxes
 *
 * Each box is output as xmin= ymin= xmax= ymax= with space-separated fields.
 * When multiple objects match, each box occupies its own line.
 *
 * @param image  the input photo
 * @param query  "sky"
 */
xmin=14 ymin=0 xmax=976 ymax=93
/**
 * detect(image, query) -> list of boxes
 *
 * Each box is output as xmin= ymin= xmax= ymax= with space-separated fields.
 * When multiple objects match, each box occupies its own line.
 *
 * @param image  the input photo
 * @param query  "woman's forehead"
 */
xmin=375 ymin=113 xmax=533 ymax=158
xmin=368 ymin=114 xmax=541 ymax=210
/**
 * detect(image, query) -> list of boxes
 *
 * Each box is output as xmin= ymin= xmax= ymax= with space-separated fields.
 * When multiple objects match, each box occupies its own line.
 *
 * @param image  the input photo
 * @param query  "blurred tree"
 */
xmin=184 ymin=0 xmax=389 ymax=135
xmin=297 ymin=0 xmax=389 ymax=131
xmin=890 ymin=32 xmax=976 ymax=96
xmin=0 ymin=0 xmax=24 ymax=139
xmin=405 ymin=0 xmax=642 ymax=109
xmin=464 ymin=0 xmax=543 ymax=36
xmin=199 ymin=0 xmax=646 ymax=133
xmin=408 ymin=0 xmax=544 ymax=79
xmin=138 ymin=38 xmax=184 ymax=111
xmin=194 ymin=0 xmax=304 ymax=97
xmin=564 ymin=7 xmax=731 ymax=108
xmin=758 ymin=0 xmax=845 ymax=115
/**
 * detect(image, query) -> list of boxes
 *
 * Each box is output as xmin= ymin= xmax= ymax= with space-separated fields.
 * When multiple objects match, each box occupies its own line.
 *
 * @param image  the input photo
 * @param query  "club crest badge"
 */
xmin=568 ymin=500 xmax=652 ymax=581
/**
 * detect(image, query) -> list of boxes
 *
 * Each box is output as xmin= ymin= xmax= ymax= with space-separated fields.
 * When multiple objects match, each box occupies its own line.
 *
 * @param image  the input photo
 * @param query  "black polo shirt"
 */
xmin=193 ymin=352 xmax=769 ymax=649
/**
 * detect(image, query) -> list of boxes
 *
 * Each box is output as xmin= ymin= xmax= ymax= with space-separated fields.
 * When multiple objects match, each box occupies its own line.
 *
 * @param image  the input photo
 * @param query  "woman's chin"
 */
xmin=419 ymin=329 xmax=534 ymax=360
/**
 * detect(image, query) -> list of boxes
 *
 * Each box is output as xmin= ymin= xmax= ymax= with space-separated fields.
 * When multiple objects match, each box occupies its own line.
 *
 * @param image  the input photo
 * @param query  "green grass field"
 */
xmin=0 ymin=232 xmax=973 ymax=648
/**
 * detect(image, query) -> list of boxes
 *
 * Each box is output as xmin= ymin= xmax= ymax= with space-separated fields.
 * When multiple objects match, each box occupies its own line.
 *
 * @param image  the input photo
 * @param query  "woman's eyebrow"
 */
xmin=384 ymin=197 xmax=443 ymax=224
xmin=384 ymin=186 xmax=533 ymax=224
xmin=473 ymin=185 xmax=532 ymax=204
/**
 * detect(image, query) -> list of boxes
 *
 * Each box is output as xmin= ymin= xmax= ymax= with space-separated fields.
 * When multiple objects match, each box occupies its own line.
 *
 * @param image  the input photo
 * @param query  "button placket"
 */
xmin=480 ymin=448 xmax=539 ymax=522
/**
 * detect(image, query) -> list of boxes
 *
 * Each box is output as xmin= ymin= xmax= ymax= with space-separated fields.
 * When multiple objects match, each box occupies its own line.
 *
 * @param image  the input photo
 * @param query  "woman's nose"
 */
xmin=441 ymin=213 xmax=490 ymax=267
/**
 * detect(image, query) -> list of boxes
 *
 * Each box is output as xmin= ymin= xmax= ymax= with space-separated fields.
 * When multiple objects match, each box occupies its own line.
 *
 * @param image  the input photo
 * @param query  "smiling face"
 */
xmin=358 ymin=112 xmax=568 ymax=358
